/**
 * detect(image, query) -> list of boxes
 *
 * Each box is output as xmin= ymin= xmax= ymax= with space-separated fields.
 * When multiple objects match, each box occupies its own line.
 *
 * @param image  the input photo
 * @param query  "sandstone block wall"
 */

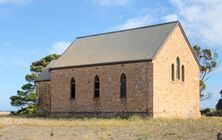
xmin=36 ymin=81 xmax=51 ymax=113
xmin=152 ymin=24 xmax=200 ymax=118
xmin=36 ymin=24 xmax=200 ymax=119
xmin=50 ymin=62 xmax=153 ymax=113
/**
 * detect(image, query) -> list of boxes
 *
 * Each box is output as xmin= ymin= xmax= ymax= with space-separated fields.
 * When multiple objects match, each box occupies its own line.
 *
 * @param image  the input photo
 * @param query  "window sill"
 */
xmin=170 ymin=80 xmax=185 ymax=84
xmin=120 ymin=97 xmax=127 ymax=101
xmin=93 ymin=98 xmax=100 ymax=101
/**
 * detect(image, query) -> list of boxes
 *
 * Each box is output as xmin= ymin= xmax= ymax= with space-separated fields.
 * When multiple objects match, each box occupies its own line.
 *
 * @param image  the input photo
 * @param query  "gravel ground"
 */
xmin=0 ymin=113 xmax=221 ymax=140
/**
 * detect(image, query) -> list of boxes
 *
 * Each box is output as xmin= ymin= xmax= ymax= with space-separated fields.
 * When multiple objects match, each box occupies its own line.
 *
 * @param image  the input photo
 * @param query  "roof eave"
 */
xmin=34 ymin=79 xmax=51 ymax=83
xmin=49 ymin=59 xmax=152 ymax=71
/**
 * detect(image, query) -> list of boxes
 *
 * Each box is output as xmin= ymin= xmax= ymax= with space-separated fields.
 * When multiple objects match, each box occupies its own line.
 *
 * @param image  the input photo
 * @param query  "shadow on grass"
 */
xmin=7 ymin=112 xmax=149 ymax=120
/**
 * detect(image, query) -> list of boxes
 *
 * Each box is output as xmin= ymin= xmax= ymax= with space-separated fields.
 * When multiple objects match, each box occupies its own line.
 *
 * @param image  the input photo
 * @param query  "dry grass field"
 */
xmin=0 ymin=112 xmax=221 ymax=140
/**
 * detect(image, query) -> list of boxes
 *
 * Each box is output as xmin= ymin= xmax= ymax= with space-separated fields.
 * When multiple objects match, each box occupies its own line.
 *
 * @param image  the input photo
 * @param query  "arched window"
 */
xmin=94 ymin=75 xmax=100 ymax=98
xmin=176 ymin=57 xmax=180 ymax=80
xmin=171 ymin=64 xmax=175 ymax=81
xmin=70 ymin=78 xmax=75 ymax=99
xmin=182 ymin=65 xmax=185 ymax=82
xmin=120 ymin=73 xmax=127 ymax=98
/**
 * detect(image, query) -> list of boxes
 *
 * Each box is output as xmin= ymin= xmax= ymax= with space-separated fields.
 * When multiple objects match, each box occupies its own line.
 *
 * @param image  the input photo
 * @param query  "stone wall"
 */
xmin=152 ymin=24 xmax=201 ymax=118
xmin=50 ymin=61 xmax=153 ymax=113
xmin=36 ymin=81 xmax=51 ymax=113
xmin=36 ymin=24 xmax=200 ymax=119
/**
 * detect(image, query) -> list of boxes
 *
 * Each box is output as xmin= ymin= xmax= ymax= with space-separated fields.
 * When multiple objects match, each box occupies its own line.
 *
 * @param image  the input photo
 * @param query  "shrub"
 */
xmin=216 ymin=99 xmax=222 ymax=110
xmin=200 ymin=108 xmax=211 ymax=115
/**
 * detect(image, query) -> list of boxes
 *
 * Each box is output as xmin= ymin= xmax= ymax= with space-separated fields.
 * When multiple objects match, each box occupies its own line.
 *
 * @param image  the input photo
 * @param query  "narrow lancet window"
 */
xmin=120 ymin=73 xmax=127 ymax=98
xmin=176 ymin=57 xmax=180 ymax=80
xmin=71 ymin=78 xmax=75 ymax=99
xmin=171 ymin=64 xmax=175 ymax=81
xmin=94 ymin=75 xmax=100 ymax=98
xmin=182 ymin=65 xmax=185 ymax=82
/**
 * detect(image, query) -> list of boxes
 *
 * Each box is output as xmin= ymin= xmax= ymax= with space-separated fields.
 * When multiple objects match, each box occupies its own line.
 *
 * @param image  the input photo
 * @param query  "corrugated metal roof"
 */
xmin=50 ymin=21 xmax=178 ymax=69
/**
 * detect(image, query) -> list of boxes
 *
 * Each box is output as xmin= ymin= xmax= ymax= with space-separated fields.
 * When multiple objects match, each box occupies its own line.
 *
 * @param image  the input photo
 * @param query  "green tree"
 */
xmin=216 ymin=90 xmax=222 ymax=110
xmin=10 ymin=54 xmax=61 ymax=114
xmin=193 ymin=45 xmax=218 ymax=100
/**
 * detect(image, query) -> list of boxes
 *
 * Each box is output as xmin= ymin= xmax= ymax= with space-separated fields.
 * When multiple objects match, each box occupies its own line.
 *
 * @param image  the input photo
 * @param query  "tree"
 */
xmin=216 ymin=90 xmax=222 ymax=110
xmin=193 ymin=45 xmax=218 ymax=101
xmin=10 ymin=54 xmax=61 ymax=114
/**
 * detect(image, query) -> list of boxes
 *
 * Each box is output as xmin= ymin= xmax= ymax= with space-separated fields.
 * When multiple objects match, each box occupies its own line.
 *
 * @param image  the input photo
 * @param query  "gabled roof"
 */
xmin=50 ymin=21 xmax=179 ymax=69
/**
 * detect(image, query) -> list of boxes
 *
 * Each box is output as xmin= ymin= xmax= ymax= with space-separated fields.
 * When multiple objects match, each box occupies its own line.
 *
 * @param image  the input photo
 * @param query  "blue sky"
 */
xmin=0 ymin=0 xmax=221 ymax=111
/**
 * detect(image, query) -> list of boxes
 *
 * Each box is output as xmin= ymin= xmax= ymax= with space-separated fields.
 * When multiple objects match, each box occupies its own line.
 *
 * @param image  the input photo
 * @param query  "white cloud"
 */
xmin=112 ymin=15 xmax=153 ymax=30
xmin=167 ymin=0 xmax=222 ymax=46
xmin=91 ymin=0 xmax=130 ymax=7
xmin=0 ymin=0 xmax=30 ymax=5
xmin=162 ymin=14 xmax=178 ymax=22
xmin=49 ymin=41 xmax=70 ymax=54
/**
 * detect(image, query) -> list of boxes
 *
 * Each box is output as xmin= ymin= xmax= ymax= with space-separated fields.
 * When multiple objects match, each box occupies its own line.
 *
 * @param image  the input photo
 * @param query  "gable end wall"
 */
xmin=152 ymin=24 xmax=200 ymax=119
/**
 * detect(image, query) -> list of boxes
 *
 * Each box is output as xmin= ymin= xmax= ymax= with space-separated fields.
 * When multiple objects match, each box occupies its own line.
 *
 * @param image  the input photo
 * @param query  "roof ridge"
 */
xmin=76 ymin=21 xmax=179 ymax=39
xmin=50 ymin=20 xmax=181 ymax=69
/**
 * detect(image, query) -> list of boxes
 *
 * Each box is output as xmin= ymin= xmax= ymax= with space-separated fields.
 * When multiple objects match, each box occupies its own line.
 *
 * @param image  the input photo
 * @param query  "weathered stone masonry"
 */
xmin=50 ymin=61 xmax=153 ymax=113
xmin=36 ymin=21 xmax=201 ymax=118
xmin=36 ymin=81 xmax=51 ymax=113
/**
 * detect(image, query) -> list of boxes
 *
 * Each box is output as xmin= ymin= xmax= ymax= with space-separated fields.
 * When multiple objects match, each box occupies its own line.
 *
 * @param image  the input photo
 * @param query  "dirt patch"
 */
xmin=0 ymin=115 xmax=221 ymax=140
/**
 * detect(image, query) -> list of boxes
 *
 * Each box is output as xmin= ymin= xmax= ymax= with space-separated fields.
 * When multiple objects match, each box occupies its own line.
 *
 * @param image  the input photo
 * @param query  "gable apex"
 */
xmin=177 ymin=23 xmax=201 ymax=68
xmin=152 ymin=22 xmax=200 ymax=68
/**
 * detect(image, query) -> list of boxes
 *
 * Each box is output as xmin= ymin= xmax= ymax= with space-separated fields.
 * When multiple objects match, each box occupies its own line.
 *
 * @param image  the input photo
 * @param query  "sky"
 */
xmin=0 ymin=0 xmax=221 ymax=111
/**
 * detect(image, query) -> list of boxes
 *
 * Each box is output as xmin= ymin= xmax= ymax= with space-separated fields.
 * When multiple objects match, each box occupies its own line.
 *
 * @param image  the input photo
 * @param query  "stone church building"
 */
xmin=35 ymin=21 xmax=200 ymax=118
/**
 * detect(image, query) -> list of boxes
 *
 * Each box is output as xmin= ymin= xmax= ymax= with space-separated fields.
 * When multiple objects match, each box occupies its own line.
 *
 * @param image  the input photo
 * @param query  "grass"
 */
xmin=0 ymin=114 xmax=221 ymax=140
